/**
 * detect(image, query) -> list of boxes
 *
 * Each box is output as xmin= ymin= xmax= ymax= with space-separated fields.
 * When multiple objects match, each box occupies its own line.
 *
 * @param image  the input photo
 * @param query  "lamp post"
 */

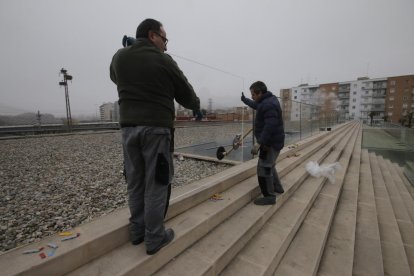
xmin=59 ymin=68 xmax=73 ymax=132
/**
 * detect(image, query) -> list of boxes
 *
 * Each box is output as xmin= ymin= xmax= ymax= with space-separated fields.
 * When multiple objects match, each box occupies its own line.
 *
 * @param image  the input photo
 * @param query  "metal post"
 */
xmin=299 ymin=102 xmax=302 ymax=140
xmin=59 ymin=68 xmax=73 ymax=132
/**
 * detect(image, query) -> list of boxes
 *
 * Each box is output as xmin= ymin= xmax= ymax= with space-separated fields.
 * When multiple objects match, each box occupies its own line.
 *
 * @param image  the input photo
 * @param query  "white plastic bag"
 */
xmin=306 ymin=161 xmax=341 ymax=184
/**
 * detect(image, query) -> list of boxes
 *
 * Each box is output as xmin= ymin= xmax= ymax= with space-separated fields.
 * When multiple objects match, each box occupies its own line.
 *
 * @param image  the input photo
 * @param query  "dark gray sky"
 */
xmin=1 ymin=0 xmax=413 ymax=117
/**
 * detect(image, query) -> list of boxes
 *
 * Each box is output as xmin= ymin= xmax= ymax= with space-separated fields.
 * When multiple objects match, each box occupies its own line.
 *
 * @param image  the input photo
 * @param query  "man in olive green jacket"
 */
xmin=110 ymin=18 xmax=200 ymax=255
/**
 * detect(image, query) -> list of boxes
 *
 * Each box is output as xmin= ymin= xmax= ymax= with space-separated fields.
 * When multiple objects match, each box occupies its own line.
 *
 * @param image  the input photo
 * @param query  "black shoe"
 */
xmin=131 ymin=236 xmax=144 ymax=245
xmin=146 ymin=228 xmax=175 ymax=255
xmin=254 ymin=196 xmax=276 ymax=205
xmin=274 ymin=184 xmax=284 ymax=194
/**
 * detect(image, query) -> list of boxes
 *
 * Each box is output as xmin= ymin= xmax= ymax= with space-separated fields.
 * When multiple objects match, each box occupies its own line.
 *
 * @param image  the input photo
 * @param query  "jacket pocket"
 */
xmin=155 ymin=153 xmax=170 ymax=185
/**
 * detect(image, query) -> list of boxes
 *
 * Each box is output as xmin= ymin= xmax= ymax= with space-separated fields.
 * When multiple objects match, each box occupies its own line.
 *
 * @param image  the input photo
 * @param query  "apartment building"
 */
xmin=283 ymin=74 xmax=414 ymax=124
xmin=289 ymin=83 xmax=336 ymax=122
xmin=386 ymin=75 xmax=414 ymax=123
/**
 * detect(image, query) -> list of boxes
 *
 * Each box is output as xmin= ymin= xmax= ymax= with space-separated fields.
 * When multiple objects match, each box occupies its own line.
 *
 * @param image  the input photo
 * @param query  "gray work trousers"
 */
xmin=257 ymin=147 xmax=281 ymax=197
xmin=122 ymin=126 xmax=173 ymax=250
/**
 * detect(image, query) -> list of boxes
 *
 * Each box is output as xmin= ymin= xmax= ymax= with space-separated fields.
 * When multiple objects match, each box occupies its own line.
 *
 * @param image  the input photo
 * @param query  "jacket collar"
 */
xmin=135 ymin=38 xmax=159 ymax=50
xmin=258 ymin=91 xmax=273 ymax=103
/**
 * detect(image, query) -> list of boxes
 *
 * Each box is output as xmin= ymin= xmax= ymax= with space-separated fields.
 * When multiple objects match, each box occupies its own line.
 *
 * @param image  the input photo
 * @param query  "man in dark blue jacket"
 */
xmin=241 ymin=81 xmax=285 ymax=205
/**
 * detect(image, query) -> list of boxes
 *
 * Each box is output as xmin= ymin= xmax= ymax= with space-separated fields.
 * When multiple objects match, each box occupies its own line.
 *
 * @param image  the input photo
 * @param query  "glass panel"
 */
xmin=172 ymin=57 xmax=249 ymax=163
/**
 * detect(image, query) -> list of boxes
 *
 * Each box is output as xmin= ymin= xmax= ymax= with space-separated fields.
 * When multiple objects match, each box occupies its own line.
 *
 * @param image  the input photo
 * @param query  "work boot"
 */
xmin=254 ymin=196 xmax=276 ymax=205
xmin=146 ymin=228 xmax=175 ymax=255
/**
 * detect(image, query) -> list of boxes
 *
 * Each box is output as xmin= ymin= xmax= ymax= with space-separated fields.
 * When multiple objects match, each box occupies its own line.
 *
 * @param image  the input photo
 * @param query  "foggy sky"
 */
xmin=0 ymin=0 xmax=413 ymax=117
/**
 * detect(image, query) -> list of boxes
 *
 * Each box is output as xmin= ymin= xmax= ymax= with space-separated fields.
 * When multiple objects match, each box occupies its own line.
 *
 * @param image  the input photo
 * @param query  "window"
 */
xmin=390 ymin=80 xmax=396 ymax=86
xmin=353 ymin=99 xmax=356 ymax=102
xmin=294 ymin=96 xmax=297 ymax=99
xmin=294 ymin=90 xmax=297 ymax=93
xmin=353 ymin=91 xmax=357 ymax=95
xmin=388 ymin=104 xmax=393 ymax=108
xmin=389 ymin=97 xmax=394 ymax=101
xmin=403 ymin=103 xmax=408 ymax=108
xmin=403 ymin=96 xmax=407 ymax=100
xmin=388 ymin=112 xmax=393 ymax=116
xmin=390 ymin=88 xmax=395 ymax=93
xmin=352 ymin=106 xmax=355 ymax=109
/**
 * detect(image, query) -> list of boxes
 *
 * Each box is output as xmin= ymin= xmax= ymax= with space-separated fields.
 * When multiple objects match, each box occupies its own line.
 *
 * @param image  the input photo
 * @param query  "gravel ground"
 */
xmin=0 ymin=125 xmax=245 ymax=252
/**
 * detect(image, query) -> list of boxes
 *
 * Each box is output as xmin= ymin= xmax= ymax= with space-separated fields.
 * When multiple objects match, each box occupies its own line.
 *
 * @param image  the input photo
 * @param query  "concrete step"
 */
xmin=394 ymin=163 xmax=414 ymax=202
xmin=376 ymin=156 xmax=414 ymax=275
xmin=352 ymin=149 xmax=384 ymax=275
xmin=272 ymin=124 xmax=361 ymax=276
xmin=369 ymin=153 xmax=411 ymax=276
xmin=387 ymin=160 xmax=414 ymax=224
xmin=66 ymin=124 xmax=357 ymax=276
xmin=316 ymin=127 xmax=362 ymax=276
xmin=218 ymin=123 xmax=360 ymax=276
xmin=153 ymin=123 xmax=360 ymax=276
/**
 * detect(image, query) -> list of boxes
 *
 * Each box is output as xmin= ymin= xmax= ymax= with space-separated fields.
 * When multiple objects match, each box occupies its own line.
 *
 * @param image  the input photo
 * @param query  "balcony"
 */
xmin=372 ymin=99 xmax=385 ymax=104
xmin=338 ymin=86 xmax=350 ymax=92
xmin=372 ymin=92 xmax=386 ymax=97
xmin=372 ymin=105 xmax=385 ymax=112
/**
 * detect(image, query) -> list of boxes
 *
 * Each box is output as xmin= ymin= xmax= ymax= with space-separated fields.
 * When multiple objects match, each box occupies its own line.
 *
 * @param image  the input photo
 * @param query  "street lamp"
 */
xmin=59 ymin=68 xmax=73 ymax=132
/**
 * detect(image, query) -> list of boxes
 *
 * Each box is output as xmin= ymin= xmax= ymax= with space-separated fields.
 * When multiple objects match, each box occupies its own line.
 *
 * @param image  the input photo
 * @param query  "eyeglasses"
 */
xmin=154 ymin=32 xmax=168 ymax=45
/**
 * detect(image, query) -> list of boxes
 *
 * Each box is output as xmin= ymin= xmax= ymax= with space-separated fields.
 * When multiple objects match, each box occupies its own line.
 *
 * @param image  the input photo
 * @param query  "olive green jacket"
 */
xmin=110 ymin=38 xmax=200 ymax=128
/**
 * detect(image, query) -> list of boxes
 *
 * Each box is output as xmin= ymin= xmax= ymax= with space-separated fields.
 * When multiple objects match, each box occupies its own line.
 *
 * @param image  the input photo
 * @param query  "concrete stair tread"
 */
xmin=369 ymin=153 xmax=412 ymax=276
xmin=387 ymin=160 xmax=414 ymax=225
xmin=273 ymin=124 xmax=360 ymax=276
xmin=316 ymin=128 xmax=362 ymax=276
xmin=376 ymin=156 xmax=414 ymax=274
xmin=394 ymin=164 xmax=414 ymax=201
xmin=352 ymin=149 xmax=384 ymax=275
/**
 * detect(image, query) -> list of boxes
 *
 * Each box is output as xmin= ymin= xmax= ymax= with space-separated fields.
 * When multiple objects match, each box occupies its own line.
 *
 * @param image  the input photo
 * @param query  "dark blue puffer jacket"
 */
xmin=242 ymin=91 xmax=285 ymax=150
